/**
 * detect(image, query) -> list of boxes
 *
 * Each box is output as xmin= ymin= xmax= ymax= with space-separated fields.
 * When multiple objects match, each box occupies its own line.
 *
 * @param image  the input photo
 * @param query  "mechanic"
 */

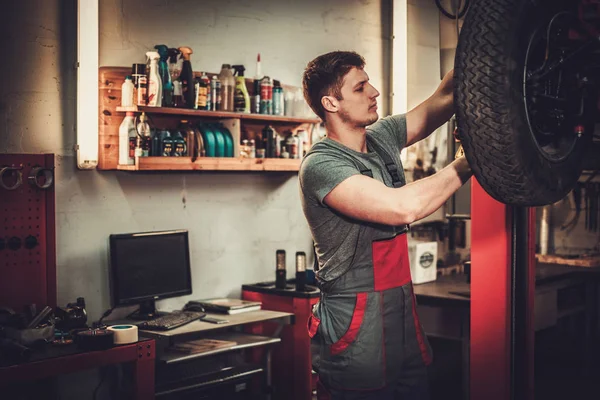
xmin=299 ymin=51 xmax=472 ymax=400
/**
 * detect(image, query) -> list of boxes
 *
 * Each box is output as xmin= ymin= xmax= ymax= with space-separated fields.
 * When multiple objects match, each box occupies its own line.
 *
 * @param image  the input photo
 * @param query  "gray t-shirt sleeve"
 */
xmin=299 ymin=151 xmax=360 ymax=206
xmin=367 ymin=114 xmax=408 ymax=152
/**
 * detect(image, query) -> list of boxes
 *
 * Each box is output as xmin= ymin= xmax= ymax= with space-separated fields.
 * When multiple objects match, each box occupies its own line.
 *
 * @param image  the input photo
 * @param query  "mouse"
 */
xmin=183 ymin=304 xmax=205 ymax=312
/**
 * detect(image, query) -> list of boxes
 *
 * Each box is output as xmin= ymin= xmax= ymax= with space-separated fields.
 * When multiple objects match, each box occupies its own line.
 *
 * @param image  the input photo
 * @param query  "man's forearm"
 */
xmin=396 ymin=157 xmax=471 ymax=223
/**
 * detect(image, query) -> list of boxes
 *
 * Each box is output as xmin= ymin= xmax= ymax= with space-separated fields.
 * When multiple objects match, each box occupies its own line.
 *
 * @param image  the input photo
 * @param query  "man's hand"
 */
xmin=405 ymin=69 xmax=455 ymax=147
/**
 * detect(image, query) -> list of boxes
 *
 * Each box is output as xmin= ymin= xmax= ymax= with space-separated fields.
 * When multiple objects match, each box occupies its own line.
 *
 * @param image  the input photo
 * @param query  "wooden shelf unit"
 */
xmin=99 ymin=66 xmax=319 ymax=172
xmin=117 ymin=156 xmax=301 ymax=172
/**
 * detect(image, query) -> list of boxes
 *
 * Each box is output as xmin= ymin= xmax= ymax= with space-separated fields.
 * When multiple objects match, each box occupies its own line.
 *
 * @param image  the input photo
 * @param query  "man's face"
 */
xmin=336 ymin=67 xmax=380 ymax=127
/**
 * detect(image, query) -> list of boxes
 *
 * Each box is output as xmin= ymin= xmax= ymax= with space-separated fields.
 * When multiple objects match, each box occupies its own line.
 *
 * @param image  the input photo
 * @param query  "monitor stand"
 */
xmin=128 ymin=299 xmax=168 ymax=321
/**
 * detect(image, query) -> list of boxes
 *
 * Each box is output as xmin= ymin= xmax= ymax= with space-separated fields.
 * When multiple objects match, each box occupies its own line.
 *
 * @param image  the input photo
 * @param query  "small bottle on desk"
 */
xmin=275 ymin=250 xmax=287 ymax=289
xmin=295 ymin=251 xmax=306 ymax=292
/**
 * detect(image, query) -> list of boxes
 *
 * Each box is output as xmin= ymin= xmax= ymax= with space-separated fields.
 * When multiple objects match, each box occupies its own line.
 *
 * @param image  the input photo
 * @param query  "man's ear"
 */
xmin=321 ymin=96 xmax=338 ymax=114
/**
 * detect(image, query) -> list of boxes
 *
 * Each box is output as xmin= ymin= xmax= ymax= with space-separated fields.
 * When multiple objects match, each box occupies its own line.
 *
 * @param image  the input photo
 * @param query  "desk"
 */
xmin=110 ymin=309 xmax=293 ymax=399
xmin=414 ymin=264 xmax=599 ymax=400
xmin=0 ymin=338 xmax=155 ymax=400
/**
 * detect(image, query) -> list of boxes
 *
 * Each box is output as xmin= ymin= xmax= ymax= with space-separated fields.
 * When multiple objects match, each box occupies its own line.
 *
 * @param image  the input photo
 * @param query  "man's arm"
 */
xmin=405 ymin=70 xmax=455 ymax=147
xmin=323 ymin=156 xmax=471 ymax=226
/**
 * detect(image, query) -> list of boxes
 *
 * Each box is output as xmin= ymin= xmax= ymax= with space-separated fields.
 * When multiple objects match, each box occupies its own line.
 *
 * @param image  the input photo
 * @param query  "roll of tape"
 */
xmin=107 ymin=324 xmax=138 ymax=345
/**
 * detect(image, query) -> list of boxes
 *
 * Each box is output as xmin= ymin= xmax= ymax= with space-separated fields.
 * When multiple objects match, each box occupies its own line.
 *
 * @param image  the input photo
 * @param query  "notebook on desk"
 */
xmin=168 ymin=338 xmax=237 ymax=355
xmin=186 ymin=298 xmax=262 ymax=314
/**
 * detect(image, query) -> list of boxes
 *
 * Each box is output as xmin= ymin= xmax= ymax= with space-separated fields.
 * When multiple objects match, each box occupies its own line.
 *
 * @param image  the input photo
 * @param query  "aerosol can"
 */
xmin=145 ymin=51 xmax=162 ymax=107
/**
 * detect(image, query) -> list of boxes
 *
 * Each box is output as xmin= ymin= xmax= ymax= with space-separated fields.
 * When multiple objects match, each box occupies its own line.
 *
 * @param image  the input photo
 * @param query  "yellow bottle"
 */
xmin=232 ymin=65 xmax=250 ymax=113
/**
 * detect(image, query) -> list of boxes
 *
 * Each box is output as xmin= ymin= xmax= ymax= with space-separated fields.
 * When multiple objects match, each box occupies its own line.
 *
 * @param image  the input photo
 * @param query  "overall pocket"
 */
xmin=318 ymin=292 xmax=386 ymax=390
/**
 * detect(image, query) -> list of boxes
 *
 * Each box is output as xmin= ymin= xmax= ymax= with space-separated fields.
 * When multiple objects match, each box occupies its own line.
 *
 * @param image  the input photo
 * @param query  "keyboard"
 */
xmin=139 ymin=311 xmax=206 ymax=331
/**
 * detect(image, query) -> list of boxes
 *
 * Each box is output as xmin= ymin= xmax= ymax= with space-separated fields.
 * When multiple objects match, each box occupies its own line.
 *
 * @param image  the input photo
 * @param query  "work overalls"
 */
xmin=308 ymin=139 xmax=432 ymax=400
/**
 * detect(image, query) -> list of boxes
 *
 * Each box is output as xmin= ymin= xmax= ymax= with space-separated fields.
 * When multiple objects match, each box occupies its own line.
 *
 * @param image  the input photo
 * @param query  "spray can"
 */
xmin=273 ymin=80 xmax=284 ymax=116
xmin=275 ymin=250 xmax=287 ymax=289
xmin=295 ymin=251 xmax=307 ymax=292
xmin=131 ymin=63 xmax=147 ymax=106
xmin=211 ymin=75 xmax=220 ymax=111
xmin=200 ymin=72 xmax=211 ymax=111
xmin=260 ymin=76 xmax=273 ymax=114
xmin=178 ymin=47 xmax=195 ymax=109
xmin=253 ymin=53 xmax=262 ymax=114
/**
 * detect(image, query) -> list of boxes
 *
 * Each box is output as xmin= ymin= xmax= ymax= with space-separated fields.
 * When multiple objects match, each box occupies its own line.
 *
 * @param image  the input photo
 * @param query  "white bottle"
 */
xmin=119 ymin=112 xmax=137 ymax=165
xmin=146 ymin=51 xmax=163 ymax=107
xmin=121 ymin=76 xmax=134 ymax=107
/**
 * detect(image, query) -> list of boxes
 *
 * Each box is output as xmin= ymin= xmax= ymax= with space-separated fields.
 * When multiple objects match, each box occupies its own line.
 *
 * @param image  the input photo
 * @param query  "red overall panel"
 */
xmin=0 ymin=154 xmax=56 ymax=310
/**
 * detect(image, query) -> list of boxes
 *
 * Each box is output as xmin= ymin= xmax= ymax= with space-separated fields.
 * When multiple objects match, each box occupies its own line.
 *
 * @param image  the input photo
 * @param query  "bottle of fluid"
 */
xmin=146 ymin=51 xmax=163 ymax=107
xmin=260 ymin=76 xmax=273 ymax=115
xmin=178 ymin=46 xmax=195 ymax=108
xmin=136 ymin=112 xmax=152 ymax=156
xmin=154 ymin=45 xmax=173 ymax=107
xmin=218 ymin=64 xmax=235 ymax=111
xmin=195 ymin=73 xmax=209 ymax=110
xmin=119 ymin=112 xmax=137 ymax=165
xmin=121 ymin=76 xmax=134 ymax=107
xmin=173 ymin=80 xmax=184 ymax=108
xmin=273 ymin=80 xmax=284 ymax=116
xmin=232 ymin=65 xmax=250 ymax=113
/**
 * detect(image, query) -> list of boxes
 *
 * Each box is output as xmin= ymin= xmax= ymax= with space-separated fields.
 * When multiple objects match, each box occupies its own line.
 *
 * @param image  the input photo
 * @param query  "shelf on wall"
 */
xmin=116 ymin=156 xmax=302 ymax=172
xmin=115 ymin=106 xmax=321 ymax=125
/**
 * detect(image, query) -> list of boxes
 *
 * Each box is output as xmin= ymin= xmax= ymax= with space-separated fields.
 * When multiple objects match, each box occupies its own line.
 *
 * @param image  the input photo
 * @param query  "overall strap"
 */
xmin=366 ymin=137 xmax=403 ymax=188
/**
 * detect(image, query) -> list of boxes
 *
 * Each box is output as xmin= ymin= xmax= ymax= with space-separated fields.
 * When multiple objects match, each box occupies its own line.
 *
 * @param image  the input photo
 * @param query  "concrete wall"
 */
xmin=0 ymin=0 xmax=391 ymax=322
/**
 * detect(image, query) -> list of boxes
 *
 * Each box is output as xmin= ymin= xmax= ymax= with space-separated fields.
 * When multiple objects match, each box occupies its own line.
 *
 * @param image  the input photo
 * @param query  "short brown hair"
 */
xmin=302 ymin=51 xmax=365 ymax=121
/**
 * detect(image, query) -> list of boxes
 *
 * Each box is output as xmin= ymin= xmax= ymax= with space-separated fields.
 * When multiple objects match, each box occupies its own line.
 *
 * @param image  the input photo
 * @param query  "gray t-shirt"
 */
xmin=299 ymin=114 xmax=408 ymax=282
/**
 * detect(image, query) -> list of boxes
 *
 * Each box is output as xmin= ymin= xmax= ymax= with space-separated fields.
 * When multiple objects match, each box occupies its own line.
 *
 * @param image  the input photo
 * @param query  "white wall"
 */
xmin=0 ymin=0 xmax=391 ymax=320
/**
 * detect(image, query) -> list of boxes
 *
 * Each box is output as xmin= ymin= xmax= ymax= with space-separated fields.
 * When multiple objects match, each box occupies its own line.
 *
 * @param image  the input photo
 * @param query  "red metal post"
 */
xmin=470 ymin=179 xmax=535 ymax=400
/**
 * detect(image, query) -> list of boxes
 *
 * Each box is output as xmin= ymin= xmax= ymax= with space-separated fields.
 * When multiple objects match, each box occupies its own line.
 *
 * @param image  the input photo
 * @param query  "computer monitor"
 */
xmin=109 ymin=229 xmax=192 ymax=320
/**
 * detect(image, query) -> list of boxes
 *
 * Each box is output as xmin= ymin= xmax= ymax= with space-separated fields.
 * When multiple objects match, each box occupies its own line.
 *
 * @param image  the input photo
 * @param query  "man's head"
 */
xmin=302 ymin=51 xmax=380 ymax=127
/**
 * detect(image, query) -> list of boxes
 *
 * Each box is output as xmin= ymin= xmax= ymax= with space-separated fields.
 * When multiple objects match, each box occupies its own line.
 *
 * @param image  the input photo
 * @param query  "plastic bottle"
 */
xmin=131 ymin=63 xmax=146 ymax=107
xmin=154 ymin=45 xmax=173 ymax=107
xmin=119 ymin=112 xmax=137 ymax=165
xmin=218 ymin=64 xmax=235 ymax=112
xmin=161 ymin=131 xmax=173 ymax=156
xmin=249 ymin=139 xmax=256 ymax=158
xmin=145 ymin=51 xmax=163 ymax=107
xmin=136 ymin=112 xmax=152 ymax=156
xmin=232 ymin=65 xmax=250 ymax=113
xmin=178 ymin=47 xmax=195 ymax=109
xmin=173 ymin=80 xmax=184 ymax=108
xmin=121 ymin=76 xmax=134 ymax=107
xmin=172 ymin=131 xmax=187 ymax=156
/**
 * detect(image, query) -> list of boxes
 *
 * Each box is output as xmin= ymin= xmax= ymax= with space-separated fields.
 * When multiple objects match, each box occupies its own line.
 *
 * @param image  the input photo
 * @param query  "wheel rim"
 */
xmin=523 ymin=12 xmax=589 ymax=163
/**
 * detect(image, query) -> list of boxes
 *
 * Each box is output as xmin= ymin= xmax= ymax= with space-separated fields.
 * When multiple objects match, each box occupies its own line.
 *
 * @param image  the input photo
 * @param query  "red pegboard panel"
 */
xmin=0 ymin=154 xmax=56 ymax=310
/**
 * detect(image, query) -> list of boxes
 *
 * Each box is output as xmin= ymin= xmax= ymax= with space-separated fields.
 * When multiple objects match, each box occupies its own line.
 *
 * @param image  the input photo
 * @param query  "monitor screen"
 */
xmin=109 ymin=230 xmax=192 ymax=306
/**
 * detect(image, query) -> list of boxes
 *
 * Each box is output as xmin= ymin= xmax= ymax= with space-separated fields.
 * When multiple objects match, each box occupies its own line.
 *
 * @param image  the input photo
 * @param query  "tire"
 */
xmin=455 ymin=0 xmax=596 ymax=206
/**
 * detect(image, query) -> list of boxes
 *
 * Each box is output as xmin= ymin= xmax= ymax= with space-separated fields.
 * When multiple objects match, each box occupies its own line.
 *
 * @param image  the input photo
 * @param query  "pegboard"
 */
xmin=0 ymin=154 xmax=56 ymax=310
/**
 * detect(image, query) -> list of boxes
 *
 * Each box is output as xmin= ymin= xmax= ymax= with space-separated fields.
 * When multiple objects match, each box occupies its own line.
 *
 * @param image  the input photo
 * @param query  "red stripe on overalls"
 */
xmin=330 ymin=292 xmax=368 ymax=355
xmin=411 ymin=288 xmax=432 ymax=365
xmin=307 ymin=313 xmax=321 ymax=338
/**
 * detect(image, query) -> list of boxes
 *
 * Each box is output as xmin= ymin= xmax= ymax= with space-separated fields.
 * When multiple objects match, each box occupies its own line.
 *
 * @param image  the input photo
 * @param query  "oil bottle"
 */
xmin=118 ymin=112 xmax=137 ymax=165
xmin=195 ymin=73 xmax=209 ymax=110
xmin=178 ymin=46 xmax=195 ymax=108
xmin=136 ymin=112 xmax=152 ymax=156
xmin=218 ymin=64 xmax=235 ymax=111
xmin=232 ymin=65 xmax=250 ymax=113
